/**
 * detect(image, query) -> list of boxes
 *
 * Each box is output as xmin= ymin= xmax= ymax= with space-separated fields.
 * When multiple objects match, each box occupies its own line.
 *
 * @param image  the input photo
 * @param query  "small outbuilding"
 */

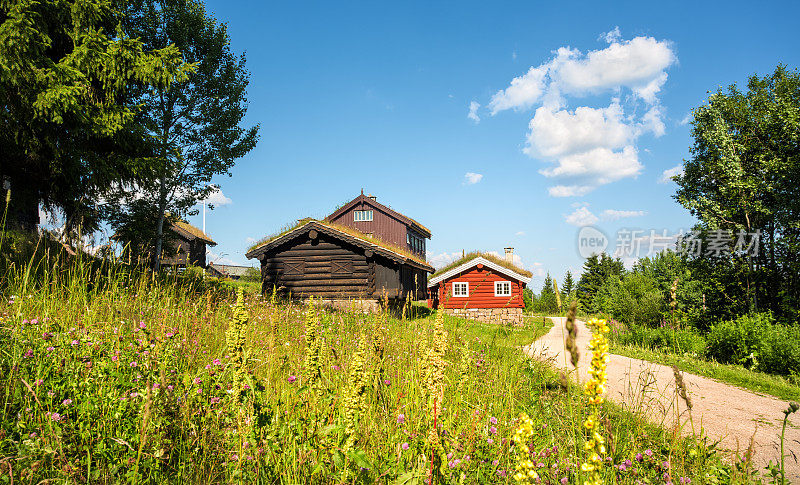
xmin=160 ymin=219 xmax=216 ymax=269
xmin=245 ymin=220 xmax=433 ymax=310
xmin=427 ymin=251 xmax=531 ymax=325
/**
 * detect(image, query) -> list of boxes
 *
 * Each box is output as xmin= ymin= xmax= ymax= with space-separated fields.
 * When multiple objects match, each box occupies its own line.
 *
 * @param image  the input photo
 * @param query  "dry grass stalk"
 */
xmin=564 ymin=301 xmax=579 ymax=367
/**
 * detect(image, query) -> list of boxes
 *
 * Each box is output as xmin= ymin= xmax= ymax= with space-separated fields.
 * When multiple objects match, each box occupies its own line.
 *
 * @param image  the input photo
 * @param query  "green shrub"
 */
xmin=610 ymin=323 xmax=706 ymax=356
xmin=705 ymin=312 xmax=773 ymax=368
xmin=757 ymin=324 xmax=800 ymax=376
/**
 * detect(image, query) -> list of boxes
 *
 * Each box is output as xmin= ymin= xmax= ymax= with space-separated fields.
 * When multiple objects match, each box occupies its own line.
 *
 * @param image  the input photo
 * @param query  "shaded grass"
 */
xmin=612 ymin=344 xmax=800 ymax=402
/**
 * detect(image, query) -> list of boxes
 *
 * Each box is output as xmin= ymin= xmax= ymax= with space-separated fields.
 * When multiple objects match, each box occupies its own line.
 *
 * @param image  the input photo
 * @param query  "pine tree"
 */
xmin=576 ymin=253 xmax=624 ymax=313
xmin=562 ymin=271 xmax=575 ymax=301
xmin=539 ymin=273 xmax=557 ymax=313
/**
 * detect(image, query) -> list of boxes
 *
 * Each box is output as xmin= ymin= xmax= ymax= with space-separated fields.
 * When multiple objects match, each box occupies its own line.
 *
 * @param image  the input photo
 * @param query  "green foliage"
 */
xmin=576 ymin=253 xmax=624 ymax=314
xmin=610 ymin=324 xmax=707 ymax=356
xmin=536 ymin=273 xmax=558 ymax=314
xmin=104 ymin=0 xmax=259 ymax=267
xmin=675 ymin=65 xmax=800 ymax=322
xmin=758 ymin=324 xmax=800 ymax=377
xmin=706 ymin=313 xmax=774 ymax=368
xmin=0 ymin=242 xmax=728 ymax=483
xmin=0 ymin=0 xmax=193 ymax=234
xmin=593 ymin=273 xmax=665 ymax=327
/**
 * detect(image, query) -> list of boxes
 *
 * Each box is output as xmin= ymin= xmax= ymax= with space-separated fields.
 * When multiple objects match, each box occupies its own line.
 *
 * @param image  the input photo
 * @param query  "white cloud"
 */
xmin=659 ymin=164 xmax=683 ymax=184
xmin=468 ymin=101 xmax=481 ymax=123
xmin=539 ymin=146 xmax=642 ymax=187
xmin=525 ymin=102 xmax=632 ymax=158
xmin=429 ymin=252 xmax=462 ymax=269
xmin=206 ymin=248 xmax=239 ymax=266
xmin=464 ymin=172 xmax=483 ymax=185
xmin=245 ymin=236 xmax=256 ymax=244
xmin=489 ymin=65 xmax=549 ymax=114
xmin=679 ymin=112 xmax=692 ymax=126
xmin=600 ymin=26 xmax=622 ymax=44
xmin=548 ymin=185 xmax=594 ymax=197
xmin=203 ymin=188 xmax=232 ymax=207
xmin=640 ymin=106 xmax=666 ymax=137
xmin=601 ymin=209 xmax=647 ymax=221
xmin=485 ymin=29 xmax=676 ymax=197
xmin=515 ymin=231 xmax=526 ymax=236
xmin=565 ymin=206 xmax=599 ymax=226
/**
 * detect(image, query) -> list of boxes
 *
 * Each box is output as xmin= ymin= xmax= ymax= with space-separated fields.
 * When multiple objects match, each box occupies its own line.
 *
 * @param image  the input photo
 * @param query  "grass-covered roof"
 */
xmin=430 ymin=251 xmax=532 ymax=278
xmin=246 ymin=219 xmax=430 ymax=267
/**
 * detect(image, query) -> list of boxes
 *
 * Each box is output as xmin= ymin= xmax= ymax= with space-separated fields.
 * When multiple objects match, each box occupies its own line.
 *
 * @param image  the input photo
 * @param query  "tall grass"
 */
xmin=0 ymin=245 xmax=738 ymax=483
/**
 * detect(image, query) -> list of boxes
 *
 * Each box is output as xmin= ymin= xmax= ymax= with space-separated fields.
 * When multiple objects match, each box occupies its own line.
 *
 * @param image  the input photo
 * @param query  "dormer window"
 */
xmin=354 ymin=210 xmax=373 ymax=222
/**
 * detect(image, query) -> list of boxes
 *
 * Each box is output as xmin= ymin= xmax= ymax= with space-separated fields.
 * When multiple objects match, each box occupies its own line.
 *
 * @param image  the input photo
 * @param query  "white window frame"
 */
xmin=494 ymin=281 xmax=512 ymax=297
xmin=353 ymin=210 xmax=373 ymax=222
xmin=452 ymin=282 xmax=469 ymax=297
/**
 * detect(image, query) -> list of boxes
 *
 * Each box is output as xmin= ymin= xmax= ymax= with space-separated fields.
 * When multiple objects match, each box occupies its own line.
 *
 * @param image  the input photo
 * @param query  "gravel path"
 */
xmin=523 ymin=316 xmax=800 ymax=481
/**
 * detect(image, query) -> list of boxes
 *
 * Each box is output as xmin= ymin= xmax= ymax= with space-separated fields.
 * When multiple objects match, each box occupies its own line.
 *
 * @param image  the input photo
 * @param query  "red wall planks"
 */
xmin=435 ymin=266 xmax=525 ymax=309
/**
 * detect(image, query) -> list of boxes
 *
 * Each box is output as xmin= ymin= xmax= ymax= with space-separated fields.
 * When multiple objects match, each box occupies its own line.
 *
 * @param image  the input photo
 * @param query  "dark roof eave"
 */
xmin=245 ymin=221 xmax=434 ymax=273
xmin=325 ymin=194 xmax=432 ymax=238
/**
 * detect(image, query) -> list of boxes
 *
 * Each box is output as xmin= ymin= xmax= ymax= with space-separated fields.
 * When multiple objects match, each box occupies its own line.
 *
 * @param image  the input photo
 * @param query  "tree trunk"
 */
xmin=153 ymin=178 xmax=167 ymax=271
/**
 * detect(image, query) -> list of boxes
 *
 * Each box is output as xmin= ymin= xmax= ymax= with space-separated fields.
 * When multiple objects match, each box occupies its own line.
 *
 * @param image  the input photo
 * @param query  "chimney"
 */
xmin=504 ymin=247 xmax=514 ymax=263
xmin=367 ymin=194 xmax=377 ymax=202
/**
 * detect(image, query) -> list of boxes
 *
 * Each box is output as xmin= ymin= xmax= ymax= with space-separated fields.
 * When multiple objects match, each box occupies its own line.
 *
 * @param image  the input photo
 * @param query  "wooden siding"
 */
xmin=160 ymin=236 xmax=207 ymax=268
xmin=434 ymin=266 xmax=525 ymax=309
xmin=258 ymin=230 xmax=427 ymax=301
xmin=328 ymin=200 xmax=426 ymax=258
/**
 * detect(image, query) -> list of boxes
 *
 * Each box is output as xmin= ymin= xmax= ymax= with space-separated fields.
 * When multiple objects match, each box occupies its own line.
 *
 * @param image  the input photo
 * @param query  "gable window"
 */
xmin=452 ymin=282 xmax=468 ymax=297
xmin=354 ymin=210 xmax=373 ymax=222
xmin=495 ymin=281 xmax=512 ymax=297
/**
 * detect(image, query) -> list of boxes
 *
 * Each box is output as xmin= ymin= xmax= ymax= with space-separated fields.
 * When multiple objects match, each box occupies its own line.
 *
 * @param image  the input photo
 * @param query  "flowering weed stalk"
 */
xmin=512 ymin=413 xmax=537 ymax=484
xmin=582 ymin=317 xmax=610 ymax=485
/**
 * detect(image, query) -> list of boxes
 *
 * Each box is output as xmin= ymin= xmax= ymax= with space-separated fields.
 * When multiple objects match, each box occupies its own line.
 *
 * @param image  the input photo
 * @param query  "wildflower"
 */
xmin=401 ymin=442 xmax=409 ymax=450
xmin=34 ymin=379 xmax=43 ymax=386
xmin=194 ymin=377 xmax=202 ymax=385
xmin=62 ymin=399 xmax=72 ymax=406
xmin=130 ymin=392 xmax=138 ymax=398
xmin=46 ymin=347 xmax=54 ymax=352
xmin=489 ymin=426 xmax=497 ymax=435
xmin=23 ymin=349 xmax=33 ymax=358
xmin=343 ymin=336 xmax=370 ymax=449
xmin=50 ymin=412 xmax=62 ymax=421
xmin=645 ymin=449 xmax=653 ymax=457
xmin=111 ymin=354 xmax=118 ymax=362
xmin=490 ymin=416 xmax=498 ymax=425
xmin=130 ymin=361 xmax=137 ymax=367
xmin=492 ymin=460 xmax=499 ymax=466
xmin=197 ymin=388 xmax=203 ymax=394
xmin=287 ymin=375 xmax=297 ymax=384
xmin=636 ymin=452 xmax=643 ymax=462
xmin=213 ymin=358 xmax=222 ymax=366
xmin=487 ymin=438 xmax=494 ymax=444
xmin=139 ymin=321 xmax=146 ymax=329
xmin=332 ymin=364 xmax=341 ymax=371
xmin=383 ymin=378 xmax=391 ymax=385
xmin=581 ymin=318 xmax=610 ymax=485
xmin=302 ymin=297 xmax=323 ymax=394
xmin=397 ymin=413 xmax=405 ymax=424
xmin=210 ymin=397 xmax=220 ymax=405
xmin=512 ymin=413 xmax=537 ymax=484
xmin=679 ymin=478 xmax=691 ymax=484
xmin=71 ymin=340 xmax=79 ymax=346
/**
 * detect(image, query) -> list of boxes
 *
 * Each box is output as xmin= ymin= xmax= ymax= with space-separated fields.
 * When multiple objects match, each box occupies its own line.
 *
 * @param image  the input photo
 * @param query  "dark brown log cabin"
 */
xmin=159 ymin=219 xmax=216 ymax=268
xmin=325 ymin=191 xmax=431 ymax=259
xmin=245 ymin=221 xmax=433 ymax=301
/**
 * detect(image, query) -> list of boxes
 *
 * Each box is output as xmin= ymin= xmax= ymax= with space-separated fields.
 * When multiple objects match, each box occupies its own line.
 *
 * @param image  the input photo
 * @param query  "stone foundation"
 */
xmin=443 ymin=307 xmax=523 ymax=325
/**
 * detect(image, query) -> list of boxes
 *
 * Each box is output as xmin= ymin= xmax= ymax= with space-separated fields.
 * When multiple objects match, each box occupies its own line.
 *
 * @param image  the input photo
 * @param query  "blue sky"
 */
xmin=187 ymin=0 xmax=799 ymax=291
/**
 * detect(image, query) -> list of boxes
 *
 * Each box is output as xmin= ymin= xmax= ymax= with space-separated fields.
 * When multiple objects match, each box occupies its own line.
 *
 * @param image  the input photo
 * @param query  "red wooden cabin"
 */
xmin=427 ymin=255 xmax=531 ymax=324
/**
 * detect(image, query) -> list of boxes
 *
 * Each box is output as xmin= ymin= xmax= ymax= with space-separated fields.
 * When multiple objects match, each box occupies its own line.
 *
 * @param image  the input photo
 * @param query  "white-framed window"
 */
xmin=353 ymin=210 xmax=373 ymax=222
xmin=495 ymin=281 xmax=512 ymax=297
xmin=452 ymin=282 xmax=468 ymax=297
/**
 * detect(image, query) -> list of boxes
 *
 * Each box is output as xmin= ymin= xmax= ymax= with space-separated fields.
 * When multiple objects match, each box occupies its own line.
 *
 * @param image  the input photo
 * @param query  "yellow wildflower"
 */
xmin=512 ymin=413 xmax=538 ymax=484
xmin=582 ymin=318 xmax=610 ymax=485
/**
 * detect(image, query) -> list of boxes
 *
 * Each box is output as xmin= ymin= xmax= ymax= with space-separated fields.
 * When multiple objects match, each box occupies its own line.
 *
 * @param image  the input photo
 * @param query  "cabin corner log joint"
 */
xmin=245 ymin=221 xmax=433 ymax=302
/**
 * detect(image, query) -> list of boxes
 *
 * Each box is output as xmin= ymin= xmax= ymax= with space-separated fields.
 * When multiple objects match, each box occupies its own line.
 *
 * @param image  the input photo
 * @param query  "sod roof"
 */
xmin=245 ymin=219 xmax=433 ymax=272
xmin=429 ymin=251 xmax=532 ymax=279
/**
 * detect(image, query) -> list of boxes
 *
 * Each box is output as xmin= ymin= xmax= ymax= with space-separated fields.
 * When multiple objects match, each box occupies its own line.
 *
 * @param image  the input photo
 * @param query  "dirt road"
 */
xmin=524 ymin=316 xmax=800 ymax=481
